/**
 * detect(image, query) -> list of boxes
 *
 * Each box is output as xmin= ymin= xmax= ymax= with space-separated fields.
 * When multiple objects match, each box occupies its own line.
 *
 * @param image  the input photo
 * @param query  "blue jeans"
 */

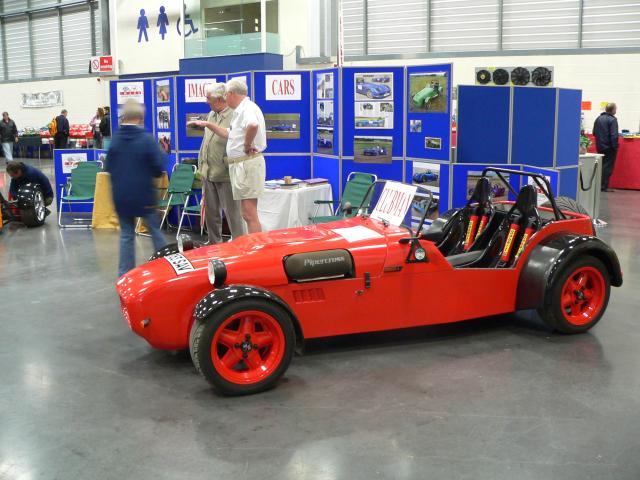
xmin=2 ymin=142 xmax=13 ymax=161
xmin=118 ymin=213 xmax=168 ymax=277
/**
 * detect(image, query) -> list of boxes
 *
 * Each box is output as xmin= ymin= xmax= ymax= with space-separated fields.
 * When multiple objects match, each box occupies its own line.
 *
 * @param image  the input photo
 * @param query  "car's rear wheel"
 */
xmin=366 ymin=91 xmax=373 ymax=99
xmin=537 ymin=256 xmax=610 ymax=334
xmin=542 ymin=196 xmax=589 ymax=216
xmin=20 ymin=189 xmax=46 ymax=227
xmin=189 ymin=298 xmax=295 ymax=395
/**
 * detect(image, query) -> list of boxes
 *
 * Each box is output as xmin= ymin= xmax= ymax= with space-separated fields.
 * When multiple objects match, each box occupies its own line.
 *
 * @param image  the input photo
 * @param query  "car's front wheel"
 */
xmin=538 ymin=256 xmax=610 ymax=334
xmin=366 ymin=91 xmax=373 ymax=98
xmin=20 ymin=188 xmax=46 ymax=227
xmin=189 ymin=298 xmax=295 ymax=395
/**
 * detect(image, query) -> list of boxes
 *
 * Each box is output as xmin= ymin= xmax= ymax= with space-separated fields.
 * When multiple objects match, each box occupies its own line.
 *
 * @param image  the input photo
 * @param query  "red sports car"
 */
xmin=117 ymin=168 xmax=622 ymax=395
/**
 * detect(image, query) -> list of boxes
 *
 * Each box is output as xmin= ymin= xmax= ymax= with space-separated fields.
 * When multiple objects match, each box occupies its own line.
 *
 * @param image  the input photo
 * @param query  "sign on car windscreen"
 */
xmin=370 ymin=181 xmax=417 ymax=226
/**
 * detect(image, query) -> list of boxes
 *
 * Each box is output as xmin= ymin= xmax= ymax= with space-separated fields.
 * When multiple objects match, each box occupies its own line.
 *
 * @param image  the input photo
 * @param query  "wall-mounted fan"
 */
xmin=511 ymin=67 xmax=531 ymax=86
xmin=474 ymin=66 xmax=554 ymax=87
xmin=492 ymin=69 xmax=509 ymax=86
xmin=476 ymin=69 xmax=491 ymax=85
xmin=531 ymin=66 xmax=553 ymax=86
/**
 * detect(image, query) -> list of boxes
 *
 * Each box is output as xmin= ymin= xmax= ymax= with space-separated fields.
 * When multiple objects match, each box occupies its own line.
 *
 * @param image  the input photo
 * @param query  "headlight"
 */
xmin=177 ymin=234 xmax=193 ymax=253
xmin=207 ymin=259 xmax=227 ymax=288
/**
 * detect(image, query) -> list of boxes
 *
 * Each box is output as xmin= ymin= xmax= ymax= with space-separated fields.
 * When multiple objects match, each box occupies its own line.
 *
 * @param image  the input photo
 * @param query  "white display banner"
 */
xmin=185 ymin=78 xmax=218 ymax=103
xmin=20 ymin=91 xmax=63 ymax=109
xmin=61 ymin=153 xmax=88 ymax=174
xmin=371 ymin=182 xmax=417 ymax=226
xmin=117 ymin=82 xmax=145 ymax=104
xmin=265 ymin=74 xmax=302 ymax=101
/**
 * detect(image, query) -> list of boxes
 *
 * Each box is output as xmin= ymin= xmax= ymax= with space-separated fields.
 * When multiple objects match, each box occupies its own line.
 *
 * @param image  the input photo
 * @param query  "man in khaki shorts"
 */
xmin=202 ymin=78 xmax=266 ymax=233
xmin=189 ymin=82 xmax=244 ymax=243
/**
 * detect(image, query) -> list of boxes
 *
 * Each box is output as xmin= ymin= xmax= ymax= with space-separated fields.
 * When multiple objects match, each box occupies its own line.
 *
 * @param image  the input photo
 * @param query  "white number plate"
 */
xmin=164 ymin=253 xmax=195 ymax=275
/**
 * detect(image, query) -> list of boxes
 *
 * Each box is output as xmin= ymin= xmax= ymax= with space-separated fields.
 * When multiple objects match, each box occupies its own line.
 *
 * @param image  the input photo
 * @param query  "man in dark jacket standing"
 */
xmin=6 ymin=161 xmax=54 ymax=205
xmin=593 ymin=103 xmax=619 ymax=192
xmin=1 ymin=112 xmax=18 ymax=163
xmin=54 ymin=109 xmax=70 ymax=149
xmin=106 ymin=101 xmax=168 ymax=276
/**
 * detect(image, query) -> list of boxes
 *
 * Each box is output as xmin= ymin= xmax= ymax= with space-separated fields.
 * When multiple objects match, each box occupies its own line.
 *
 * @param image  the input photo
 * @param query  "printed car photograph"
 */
xmin=186 ymin=113 xmax=208 ymax=137
xmin=317 ymin=101 xmax=334 ymax=127
xmin=467 ymin=171 xmax=509 ymax=202
xmin=316 ymin=72 xmax=334 ymax=99
xmin=354 ymin=101 xmax=393 ymax=129
xmin=317 ymin=127 xmax=333 ymax=152
xmin=410 ymin=119 xmax=422 ymax=132
xmin=425 ymin=137 xmax=442 ymax=150
xmin=354 ymin=135 xmax=392 ymax=164
xmin=116 ymin=168 xmax=622 ymax=396
xmin=265 ymin=113 xmax=301 ymax=140
xmin=412 ymin=161 xmax=441 ymax=193
xmin=355 ymin=72 xmax=394 ymax=100
xmin=411 ymin=193 xmax=440 ymax=222
xmin=408 ymin=72 xmax=448 ymax=113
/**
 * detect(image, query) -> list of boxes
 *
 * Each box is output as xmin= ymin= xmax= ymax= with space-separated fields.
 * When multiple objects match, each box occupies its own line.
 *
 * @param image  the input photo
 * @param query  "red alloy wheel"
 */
xmin=560 ymin=266 xmax=606 ymax=326
xmin=211 ymin=310 xmax=286 ymax=385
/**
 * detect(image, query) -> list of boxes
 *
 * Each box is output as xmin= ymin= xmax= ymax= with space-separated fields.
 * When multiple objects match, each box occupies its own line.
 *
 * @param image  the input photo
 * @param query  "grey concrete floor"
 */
xmin=1 ymin=158 xmax=639 ymax=480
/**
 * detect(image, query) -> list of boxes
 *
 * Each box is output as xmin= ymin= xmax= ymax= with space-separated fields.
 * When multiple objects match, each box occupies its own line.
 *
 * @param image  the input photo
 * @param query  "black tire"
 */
xmin=190 ymin=298 xmax=295 ymax=395
xmin=19 ymin=189 xmax=46 ymax=227
xmin=537 ymin=255 xmax=610 ymax=334
xmin=542 ymin=196 xmax=589 ymax=216
xmin=366 ymin=91 xmax=373 ymax=99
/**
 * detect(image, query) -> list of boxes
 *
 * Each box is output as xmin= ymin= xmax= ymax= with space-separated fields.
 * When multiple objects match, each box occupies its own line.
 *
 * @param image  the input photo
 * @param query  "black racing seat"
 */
xmin=446 ymin=184 xmax=540 ymax=269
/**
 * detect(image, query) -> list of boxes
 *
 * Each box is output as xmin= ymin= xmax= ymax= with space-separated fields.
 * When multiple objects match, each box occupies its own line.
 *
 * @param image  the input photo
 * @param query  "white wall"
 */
xmin=1 ymin=76 xmax=112 ymax=130
xmin=279 ymin=0 xmax=311 ymax=70
xmin=341 ymin=53 xmax=640 ymax=132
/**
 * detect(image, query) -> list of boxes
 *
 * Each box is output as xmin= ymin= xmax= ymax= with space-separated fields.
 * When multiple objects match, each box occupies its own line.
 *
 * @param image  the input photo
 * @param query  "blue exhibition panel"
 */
xmin=265 ymin=155 xmax=311 ymax=181
xmin=228 ymin=71 xmax=254 ymax=99
xmin=253 ymin=70 xmax=312 ymax=154
xmin=313 ymin=68 xmax=340 ymax=157
xmin=341 ymin=66 xmax=404 ymax=158
xmin=404 ymin=160 xmax=451 ymax=213
xmin=520 ymin=165 xmax=560 ymax=198
xmin=53 ymin=149 xmax=100 ymax=212
xmin=109 ymin=79 xmax=154 ymax=134
xmin=406 ymin=63 xmax=452 ymax=161
xmin=511 ymin=87 xmax=557 ymax=167
xmin=558 ymin=167 xmax=579 ymax=199
xmin=451 ymin=163 xmax=519 ymax=209
xmin=457 ymin=86 xmax=511 ymax=164
xmin=312 ymin=155 xmax=340 ymax=201
xmin=556 ymin=89 xmax=582 ymax=167
xmin=342 ymin=159 xmax=404 ymax=186
xmin=176 ymin=74 xmax=227 ymax=152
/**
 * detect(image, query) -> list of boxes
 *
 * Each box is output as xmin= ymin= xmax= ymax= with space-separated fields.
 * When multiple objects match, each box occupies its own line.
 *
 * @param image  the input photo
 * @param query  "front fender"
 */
xmin=516 ymin=233 xmax=623 ymax=310
xmin=193 ymin=285 xmax=304 ymax=345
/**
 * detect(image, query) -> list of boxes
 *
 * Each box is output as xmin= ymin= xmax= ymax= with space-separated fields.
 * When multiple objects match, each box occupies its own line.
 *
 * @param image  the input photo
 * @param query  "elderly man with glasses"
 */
xmin=189 ymin=78 xmax=267 ymax=234
xmin=189 ymin=82 xmax=244 ymax=243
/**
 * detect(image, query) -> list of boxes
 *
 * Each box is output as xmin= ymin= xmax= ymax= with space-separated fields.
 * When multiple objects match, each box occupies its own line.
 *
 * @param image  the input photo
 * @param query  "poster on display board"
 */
xmin=156 ymin=106 xmax=171 ymax=129
xmin=156 ymin=80 xmax=170 ymax=103
xmin=313 ymin=69 xmax=339 ymax=157
xmin=265 ymin=74 xmax=302 ymax=101
xmin=354 ymin=136 xmax=392 ymax=164
xmin=408 ymin=71 xmax=449 ymax=114
xmin=317 ymin=72 xmax=334 ymax=99
xmin=355 ymin=101 xmax=393 ymax=129
xmin=355 ymin=72 xmax=394 ymax=101
xmin=117 ymin=82 xmax=145 ymax=104
xmin=411 ymin=162 xmax=441 ymax=223
xmin=185 ymin=78 xmax=219 ymax=103
xmin=61 ymin=152 xmax=88 ymax=174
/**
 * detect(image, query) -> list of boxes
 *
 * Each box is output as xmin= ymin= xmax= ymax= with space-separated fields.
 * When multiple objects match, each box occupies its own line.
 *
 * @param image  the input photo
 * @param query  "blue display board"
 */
xmin=313 ymin=68 xmax=340 ymax=157
xmin=341 ymin=67 xmax=404 ymax=160
xmin=406 ymin=63 xmax=452 ymax=161
xmin=312 ymin=155 xmax=340 ymax=201
xmin=520 ymin=165 xmax=560 ymax=200
xmin=341 ymin=159 xmax=404 ymax=187
xmin=153 ymin=76 xmax=176 ymax=154
xmin=457 ymin=86 xmax=511 ymax=164
xmin=265 ymin=155 xmax=311 ymax=181
xmin=558 ymin=166 xmax=579 ymax=198
xmin=176 ymin=74 xmax=227 ymax=152
xmin=556 ymin=89 xmax=582 ymax=167
xmin=511 ymin=87 xmax=557 ymax=167
xmin=451 ymin=163 xmax=520 ymax=209
xmin=53 ymin=149 xmax=101 ymax=212
xmin=253 ymin=70 xmax=312 ymax=154
xmin=405 ymin=160 xmax=451 ymax=213
xmin=109 ymin=79 xmax=154 ymax=134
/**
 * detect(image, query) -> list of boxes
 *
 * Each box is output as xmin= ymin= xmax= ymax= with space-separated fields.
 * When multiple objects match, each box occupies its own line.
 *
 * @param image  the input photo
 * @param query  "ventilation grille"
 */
xmin=293 ymin=289 xmax=326 ymax=304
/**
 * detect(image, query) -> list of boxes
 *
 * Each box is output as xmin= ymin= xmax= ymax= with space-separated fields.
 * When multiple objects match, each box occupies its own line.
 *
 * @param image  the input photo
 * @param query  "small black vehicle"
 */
xmin=0 ymin=182 xmax=48 ymax=228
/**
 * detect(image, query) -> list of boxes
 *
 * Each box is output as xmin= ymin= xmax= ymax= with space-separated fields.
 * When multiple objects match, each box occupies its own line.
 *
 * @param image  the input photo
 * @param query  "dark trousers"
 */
xmin=54 ymin=133 xmax=69 ymax=149
xmin=599 ymin=148 xmax=618 ymax=189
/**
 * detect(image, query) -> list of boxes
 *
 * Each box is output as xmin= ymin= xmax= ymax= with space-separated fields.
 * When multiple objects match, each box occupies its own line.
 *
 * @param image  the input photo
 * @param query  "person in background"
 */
xmin=6 ymin=161 xmax=54 ymax=207
xmin=106 ymin=101 xmax=168 ymax=277
xmin=188 ymin=82 xmax=244 ymax=243
xmin=54 ymin=109 xmax=70 ymax=149
xmin=99 ymin=106 xmax=111 ymax=149
xmin=193 ymin=78 xmax=266 ymax=234
xmin=1 ymin=112 xmax=18 ymax=163
xmin=90 ymin=107 xmax=104 ymax=149
xmin=593 ymin=103 xmax=619 ymax=192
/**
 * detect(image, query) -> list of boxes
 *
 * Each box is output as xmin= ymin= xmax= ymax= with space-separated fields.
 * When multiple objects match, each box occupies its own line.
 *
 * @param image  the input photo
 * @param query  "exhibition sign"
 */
xmin=61 ymin=152 xmax=88 ymax=174
xmin=371 ymin=181 xmax=417 ymax=226
xmin=117 ymin=82 xmax=145 ymax=104
xmin=185 ymin=78 xmax=218 ymax=103
xmin=20 ymin=90 xmax=63 ymax=108
xmin=265 ymin=74 xmax=302 ymax=101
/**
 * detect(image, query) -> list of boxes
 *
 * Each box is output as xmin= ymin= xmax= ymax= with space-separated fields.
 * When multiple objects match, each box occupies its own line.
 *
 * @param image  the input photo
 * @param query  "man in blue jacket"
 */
xmin=6 ymin=161 xmax=54 ymax=206
xmin=593 ymin=103 xmax=619 ymax=192
xmin=106 ymin=101 xmax=168 ymax=276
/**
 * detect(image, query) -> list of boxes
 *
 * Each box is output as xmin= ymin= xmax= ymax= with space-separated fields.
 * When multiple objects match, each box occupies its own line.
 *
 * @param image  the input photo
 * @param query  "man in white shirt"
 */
xmin=197 ymin=78 xmax=266 ymax=234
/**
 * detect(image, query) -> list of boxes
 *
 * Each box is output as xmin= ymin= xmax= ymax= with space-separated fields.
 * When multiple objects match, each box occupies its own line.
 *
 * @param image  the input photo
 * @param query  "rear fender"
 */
xmin=193 ymin=285 xmax=304 ymax=349
xmin=516 ymin=233 xmax=623 ymax=310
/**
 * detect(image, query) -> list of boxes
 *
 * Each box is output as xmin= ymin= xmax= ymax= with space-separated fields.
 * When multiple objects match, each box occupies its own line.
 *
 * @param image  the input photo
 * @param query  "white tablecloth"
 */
xmin=258 ymin=183 xmax=333 ymax=231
